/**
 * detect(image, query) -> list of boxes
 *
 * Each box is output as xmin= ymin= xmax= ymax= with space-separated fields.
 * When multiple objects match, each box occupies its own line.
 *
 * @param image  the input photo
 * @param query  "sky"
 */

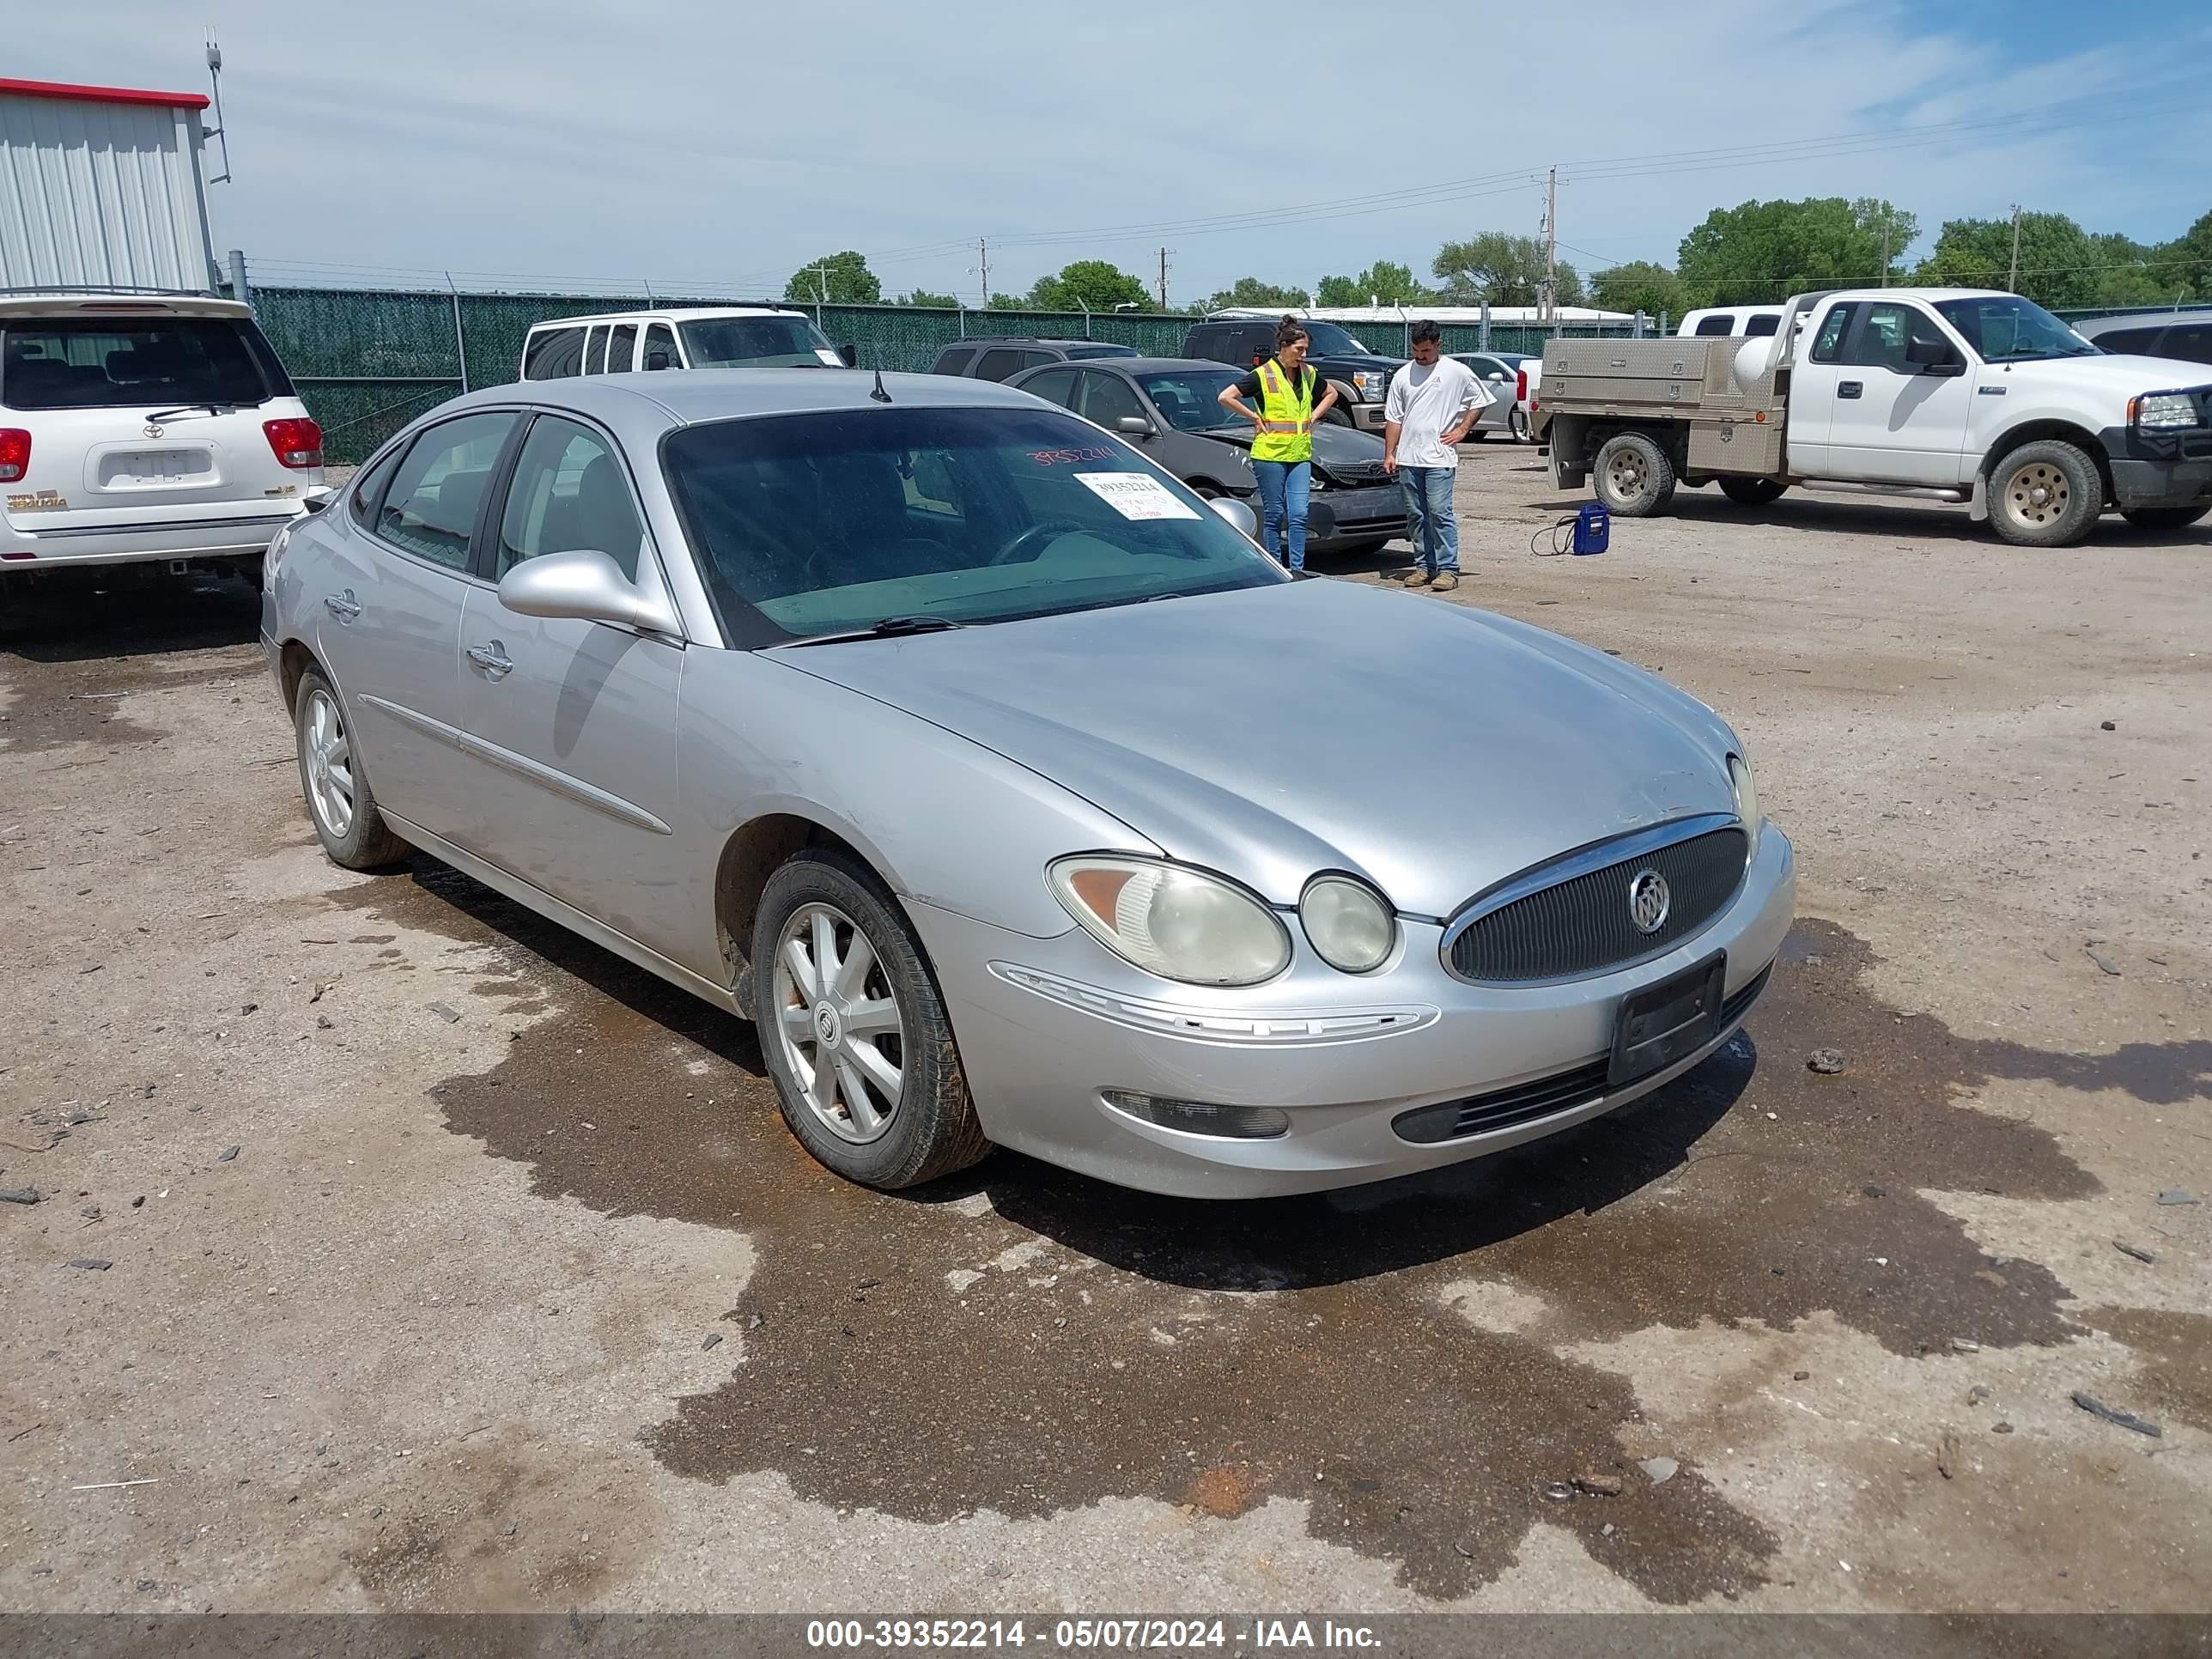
xmin=16 ymin=0 xmax=2212 ymax=304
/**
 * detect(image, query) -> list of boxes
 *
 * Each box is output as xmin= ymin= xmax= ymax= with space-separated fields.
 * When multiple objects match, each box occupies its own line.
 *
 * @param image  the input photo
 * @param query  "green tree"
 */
xmin=2170 ymin=209 xmax=2212 ymax=301
xmin=987 ymin=292 xmax=1026 ymax=311
xmin=1431 ymin=232 xmax=1582 ymax=307
xmin=1028 ymin=260 xmax=1152 ymax=312
xmin=1589 ymin=260 xmax=1689 ymax=323
xmin=899 ymin=289 xmax=958 ymax=308
xmin=1911 ymin=211 xmax=2100 ymax=307
xmin=1314 ymin=260 xmax=1430 ymax=307
xmin=784 ymin=251 xmax=881 ymax=306
xmin=1677 ymin=198 xmax=1916 ymax=306
xmin=1201 ymin=276 xmax=1310 ymax=312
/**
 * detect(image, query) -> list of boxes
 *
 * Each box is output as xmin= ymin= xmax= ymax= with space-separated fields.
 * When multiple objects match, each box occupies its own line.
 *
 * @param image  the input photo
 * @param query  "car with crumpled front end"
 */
xmin=259 ymin=366 xmax=1793 ymax=1199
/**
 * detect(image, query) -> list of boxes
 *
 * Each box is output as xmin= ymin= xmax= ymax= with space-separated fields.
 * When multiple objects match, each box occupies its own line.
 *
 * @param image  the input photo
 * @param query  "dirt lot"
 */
xmin=2 ymin=448 xmax=2208 ymax=1617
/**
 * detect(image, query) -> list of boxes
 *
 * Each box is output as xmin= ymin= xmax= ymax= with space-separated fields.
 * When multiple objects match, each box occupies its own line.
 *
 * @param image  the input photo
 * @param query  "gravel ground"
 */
xmin=1 ymin=447 xmax=2207 ymax=1616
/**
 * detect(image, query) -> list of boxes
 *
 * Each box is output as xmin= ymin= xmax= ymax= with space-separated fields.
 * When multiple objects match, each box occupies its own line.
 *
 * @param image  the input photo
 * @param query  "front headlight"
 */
xmin=1352 ymin=369 xmax=1389 ymax=400
xmin=1729 ymin=753 xmax=1760 ymax=849
xmin=1048 ymin=856 xmax=1290 ymax=987
xmin=2130 ymin=392 xmax=2203 ymax=430
xmin=1300 ymin=876 xmax=1397 ymax=973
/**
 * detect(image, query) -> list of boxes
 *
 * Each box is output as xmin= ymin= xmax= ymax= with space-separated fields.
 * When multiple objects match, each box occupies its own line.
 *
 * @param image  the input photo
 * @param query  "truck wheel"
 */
xmin=1509 ymin=408 xmax=1531 ymax=442
xmin=1594 ymin=433 xmax=1677 ymax=517
xmin=1321 ymin=406 xmax=1353 ymax=428
xmin=1990 ymin=441 xmax=2100 ymax=547
xmin=2119 ymin=504 xmax=2209 ymax=532
xmin=1718 ymin=477 xmax=1788 ymax=507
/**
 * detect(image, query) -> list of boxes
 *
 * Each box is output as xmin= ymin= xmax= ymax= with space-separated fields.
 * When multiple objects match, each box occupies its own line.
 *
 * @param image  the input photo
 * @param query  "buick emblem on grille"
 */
xmin=1627 ymin=869 xmax=1671 ymax=934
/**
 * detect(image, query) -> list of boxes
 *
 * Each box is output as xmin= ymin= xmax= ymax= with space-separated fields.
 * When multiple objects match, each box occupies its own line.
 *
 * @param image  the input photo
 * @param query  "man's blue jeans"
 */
xmin=1251 ymin=459 xmax=1310 ymax=573
xmin=1399 ymin=465 xmax=1460 ymax=576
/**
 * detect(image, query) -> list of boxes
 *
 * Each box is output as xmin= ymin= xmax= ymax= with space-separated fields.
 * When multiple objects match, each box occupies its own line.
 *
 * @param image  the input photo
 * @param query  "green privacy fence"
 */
xmin=247 ymin=283 xmax=1653 ymax=463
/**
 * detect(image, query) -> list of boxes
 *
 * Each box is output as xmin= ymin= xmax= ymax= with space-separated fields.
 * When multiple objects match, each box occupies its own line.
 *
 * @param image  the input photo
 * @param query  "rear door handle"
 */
xmin=323 ymin=590 xmax=362 ymax=623
xmin=1838 ymin=380 xmax=1863 ymax=399
xmin=466 ymin=641 xmax=514 ymax=678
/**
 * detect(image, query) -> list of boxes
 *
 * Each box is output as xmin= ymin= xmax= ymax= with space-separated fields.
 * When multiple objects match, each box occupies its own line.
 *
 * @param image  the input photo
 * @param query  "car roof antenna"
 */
xmin=869 ymin=350 xmax=893 ymax=404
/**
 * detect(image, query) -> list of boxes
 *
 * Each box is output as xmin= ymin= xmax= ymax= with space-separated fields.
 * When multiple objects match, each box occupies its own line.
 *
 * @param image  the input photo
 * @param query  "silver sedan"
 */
xmin=261 ymin=369 xmax=1794 ymax=1198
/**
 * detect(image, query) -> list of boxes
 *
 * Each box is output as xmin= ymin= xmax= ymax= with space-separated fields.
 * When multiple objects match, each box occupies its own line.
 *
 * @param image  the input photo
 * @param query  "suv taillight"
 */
xmin=1516 ymin=369 xmax=1528 ymax=405
xmin=263 ymin=417 xmax=323 ymax=470
xmin=0 ymin=428 xmax=28 ymax=483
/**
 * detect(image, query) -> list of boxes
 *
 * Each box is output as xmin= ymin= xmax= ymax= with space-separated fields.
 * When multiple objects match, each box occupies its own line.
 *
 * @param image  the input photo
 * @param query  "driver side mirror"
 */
xmin=836 ymin=343 xmax=858 ymax=368
xmin=1906 ymin=336 xmax=1965 ymax=375
xmin=644 ymin=349 xmax=674 ymax=371
xmin=497 ymin=548 xmax=680 ymax=637
xmin=1209 ymin=496 xmax=1258 ymax=540
xmin=1115 ymin=416 xmax=1157 ymax=438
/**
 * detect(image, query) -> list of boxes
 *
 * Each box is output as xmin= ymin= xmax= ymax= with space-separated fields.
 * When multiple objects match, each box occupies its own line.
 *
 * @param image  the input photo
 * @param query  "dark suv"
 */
xmin=1182 ymin=317 xmax=1403 ymax=432
xmin=929 ymin=338 xmax=1139 ymax=382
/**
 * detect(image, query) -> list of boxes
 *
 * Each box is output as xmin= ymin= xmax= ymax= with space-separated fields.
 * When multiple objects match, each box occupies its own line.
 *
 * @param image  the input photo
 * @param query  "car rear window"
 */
xmin=1 ymin=316 xmax=283 ymax=411
xmin=1692 ymin=314 xmax=1736 ymax=336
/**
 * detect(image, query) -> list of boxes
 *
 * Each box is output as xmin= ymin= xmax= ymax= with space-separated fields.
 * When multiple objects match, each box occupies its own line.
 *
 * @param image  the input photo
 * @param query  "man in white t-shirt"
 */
xmin=1382 ymin=320 xmax=1489 ymax=592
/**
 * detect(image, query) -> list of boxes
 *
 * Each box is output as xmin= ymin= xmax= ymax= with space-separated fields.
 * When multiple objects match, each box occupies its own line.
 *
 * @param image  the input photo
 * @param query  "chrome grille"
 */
xmin=1445 ymin=820 xmax=1748 ymax=984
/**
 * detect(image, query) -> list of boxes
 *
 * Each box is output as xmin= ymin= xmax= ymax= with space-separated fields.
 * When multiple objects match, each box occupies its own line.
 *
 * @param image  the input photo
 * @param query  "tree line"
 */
xmin=784 ymin=200 xmax=2212 ymax=316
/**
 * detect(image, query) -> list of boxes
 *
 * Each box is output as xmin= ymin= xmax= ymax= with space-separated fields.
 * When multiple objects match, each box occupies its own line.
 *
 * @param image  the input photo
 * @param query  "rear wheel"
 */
xmin=1509 ymin=408 xmax=1531 ymax=442
xmin=1718 ymin=476 xmax=1788 ymax=507
xmin=1989 ymin=440 xmax=2100 ymax=547
xmin=2119 ymin=503 xmax=2209 ymax=532
xmin=293 ymin=669 xmax=407 ymax=870
xmin=1593 ymin=432 xmax=1677 ymax=517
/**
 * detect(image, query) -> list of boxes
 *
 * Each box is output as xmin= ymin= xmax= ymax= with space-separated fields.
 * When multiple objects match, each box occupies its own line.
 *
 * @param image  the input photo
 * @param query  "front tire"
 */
xmin=1989 ymin=440 xmax=2100 ymax=547
xmin=751 ymin=848 xmax=991 ymax=1190
xmin=2120 ymin=504 xmax=2209 ymax=532
xmin=1718 ymin=476 xmax=1788 ymax=507
xmin=293 ymin=669 xmax=407 ymax=870
xmin=1593 ymin=432 xmax=1678 ymax=517
xmin=1321 ymin=405 xmax=1354 ymax=428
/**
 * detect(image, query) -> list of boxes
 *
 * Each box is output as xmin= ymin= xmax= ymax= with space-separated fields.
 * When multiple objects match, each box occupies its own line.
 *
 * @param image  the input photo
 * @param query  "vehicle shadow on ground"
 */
xmin=0 ymin=568 xmax=263 ymax=663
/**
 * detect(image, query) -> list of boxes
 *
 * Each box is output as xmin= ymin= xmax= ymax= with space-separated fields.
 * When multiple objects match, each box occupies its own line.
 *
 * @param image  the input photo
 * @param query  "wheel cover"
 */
xmin=301 ymin=688 xmax=356 ymax=840
xmin=1606 ymin=448 xmax=1648 ymax=498
xmin=2002 ymin=460 xmax=2069 ymax=528
xmin=770 ymin=901 xmax=907 ymax=1146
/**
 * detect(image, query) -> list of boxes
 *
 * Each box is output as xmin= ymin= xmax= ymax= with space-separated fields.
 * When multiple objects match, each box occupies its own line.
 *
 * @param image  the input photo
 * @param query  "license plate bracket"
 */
xmin=1608 ymin=951 xmax=1727 ymax=1089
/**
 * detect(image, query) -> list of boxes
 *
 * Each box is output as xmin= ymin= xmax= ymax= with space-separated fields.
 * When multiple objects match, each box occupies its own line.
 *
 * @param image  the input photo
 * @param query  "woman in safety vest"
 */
xmin=1216 ymin=315 xmax=1340 ymax=574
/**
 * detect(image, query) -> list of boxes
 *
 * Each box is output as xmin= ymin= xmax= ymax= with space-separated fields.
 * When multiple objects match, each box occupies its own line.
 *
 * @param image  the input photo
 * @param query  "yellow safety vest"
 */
xmin=1251 ymin=358 xmax=1317 ymax=463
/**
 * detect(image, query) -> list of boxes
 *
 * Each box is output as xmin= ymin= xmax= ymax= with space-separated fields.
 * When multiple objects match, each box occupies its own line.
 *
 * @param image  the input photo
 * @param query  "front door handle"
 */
xmin=323 ymin=590 xmax=362 ymax=623
xmin=466 ymin=641 xmax=514 ymax=678
xmin=1838 ymin=380 xmax=1863 ymax=399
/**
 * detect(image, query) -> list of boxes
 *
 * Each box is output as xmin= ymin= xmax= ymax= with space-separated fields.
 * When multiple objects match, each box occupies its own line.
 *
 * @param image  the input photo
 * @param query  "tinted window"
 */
xmin=374 ymin=412 xmax=516 ymax=571
xmin=2093 ymin=325 xmax=2162 ymax=356
xmin=0 ymin=317 xmax=274 ymax=410
xmin=582 ymin=326 xmax=609 ymax=375
xmin=1744 ymin=314 xmax=1780 ymax=337
xmin=679 ymin=316 xmax=836 ymax=368
xmin=933 ymin=346 xmax=978 ymax=376
xmin=1079 ymin=372 xmax=1146 ymax=428
xmin=973 ymin=348 xmax=1025 ymax=382
xmin=2159 ymin=324 xmax=2212 ymax=365
xmin=1138 ymin=369 xmax=1245 ymax=432
xmin=641 ymin=323 xmax=679 ymax=370
xmin=1019 ymin=368 xmax=1078 ymax=408
xmin=349 ymin=444 xmax=403 ymax=528
xmin=661 ymin=406 xmax=1279 ymax=643
xmin=605 ymin=324 xmax=637 ymax=374
xmin=1693 ymin=314 xmax=1736 ymax=337
xmin=524 ymin=328 xmax=585 ymax=380
xmin=1809 ymin=304 xmax=1856 ymax=363
xmin=497 ymin=416 xmax=643 ymax=580
xmin=1062 ymin=343 xmax=1137 ymax=360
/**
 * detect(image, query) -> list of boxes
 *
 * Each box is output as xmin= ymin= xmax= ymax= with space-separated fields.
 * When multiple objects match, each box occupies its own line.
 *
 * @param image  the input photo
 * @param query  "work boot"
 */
xmin=1431 ymin=572 xmax=1460 ymax=592
xmin=1401 ymin=568 xmax=1431 ymax=587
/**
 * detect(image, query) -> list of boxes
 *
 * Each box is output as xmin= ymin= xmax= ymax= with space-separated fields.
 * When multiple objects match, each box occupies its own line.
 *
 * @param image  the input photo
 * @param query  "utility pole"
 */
xmin=977 ymin=237 xmax=991 ymax=308
xmin=1157 ymin=246 xmax=1172 ymax=310
xmin=2008 ymin=204 xmax=2023 ymax=294
xmin=1880 ymin=219 xmax=1891 ymax=287
xmin=1540 ymin=166 xmax=1559 ymax=325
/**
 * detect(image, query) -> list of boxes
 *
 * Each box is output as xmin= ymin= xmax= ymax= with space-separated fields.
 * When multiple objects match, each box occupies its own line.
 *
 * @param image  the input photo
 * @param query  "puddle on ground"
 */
xmin=336 ymin=861 xmax=2197 ymax=1602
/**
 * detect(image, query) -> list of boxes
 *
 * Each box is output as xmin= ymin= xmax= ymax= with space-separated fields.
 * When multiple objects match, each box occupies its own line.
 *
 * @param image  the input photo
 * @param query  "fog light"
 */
xmin=1102 ymin=1091 xmax=1290 ymax=1139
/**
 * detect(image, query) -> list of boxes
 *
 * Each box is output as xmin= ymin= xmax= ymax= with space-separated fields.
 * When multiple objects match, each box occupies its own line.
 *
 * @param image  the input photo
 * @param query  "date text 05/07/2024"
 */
xmin=804 ymin=1618 xmax=1384 ymax=1650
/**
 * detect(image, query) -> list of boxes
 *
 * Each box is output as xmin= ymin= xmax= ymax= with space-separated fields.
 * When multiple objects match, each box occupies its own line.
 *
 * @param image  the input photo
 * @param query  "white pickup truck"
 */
xmin=1535 ymin=288 xmax=2212 ymax=545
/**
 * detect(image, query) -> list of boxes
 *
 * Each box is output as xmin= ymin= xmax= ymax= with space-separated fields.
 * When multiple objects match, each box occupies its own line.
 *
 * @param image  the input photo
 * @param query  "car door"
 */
xmin=313 ymin=410 xmax=520 ymax=841
xmin=1822 ymin=300 xmax=1975 ymax=483
xmin=1781 ymin=301 xmax=1858 ymax=476
xmin=455 ymin=410 xmax=687 ymax=950
xmin=1076 ymin=368 xmax=1149 ymax=441
xmin=1014 ymin=367 xmax=1077 ymax=410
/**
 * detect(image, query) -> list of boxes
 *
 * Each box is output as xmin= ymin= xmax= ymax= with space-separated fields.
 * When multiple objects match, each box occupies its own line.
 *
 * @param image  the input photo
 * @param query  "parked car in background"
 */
xmin=1679 ymin=305 xmax=1788 ymax=338
xmin=929 ymin=338 xmax=1137 ymax=381
xmin=520 ymin=307 xmax=852 ymax=380
xmin=1184 ymin=316 xmax=1403 ymax=434
xmin=0 ymin=292 xmax=325 ymax=589
xmin=261 ymin=368 xmax=1790 ymax=1198
xmin=1449 ymin=351 xmax=1534 ymax=441
xmin=2073 ymin=308 xmax=2212 ymax=368
xmin=1008 ymin=357 xmax=1408 ymax=556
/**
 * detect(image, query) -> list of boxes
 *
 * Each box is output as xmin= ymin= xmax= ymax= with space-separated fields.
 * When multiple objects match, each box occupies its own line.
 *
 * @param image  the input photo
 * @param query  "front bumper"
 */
xmin=1348 ymin=402 xmax=1388 ymax=433
xmin=913 ymin=825 xmax=1795 ymax=1198
xmin=2100 ymin=422 xmax=2212 ymax=511
xmin=1308 ymin=481 xmax=1407 ymax=549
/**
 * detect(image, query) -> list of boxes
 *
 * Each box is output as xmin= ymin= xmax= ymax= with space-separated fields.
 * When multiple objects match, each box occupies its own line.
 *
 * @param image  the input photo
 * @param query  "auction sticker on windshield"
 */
xmin=1075 ymin=472 xmax=1200 ymax=520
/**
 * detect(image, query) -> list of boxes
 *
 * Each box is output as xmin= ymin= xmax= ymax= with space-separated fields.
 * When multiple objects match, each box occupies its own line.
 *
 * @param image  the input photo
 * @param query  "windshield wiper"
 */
xmin=780 ymin=615 xmax=969 ymax=647
xmin=147 ymin=404 xmax=235 ymax=422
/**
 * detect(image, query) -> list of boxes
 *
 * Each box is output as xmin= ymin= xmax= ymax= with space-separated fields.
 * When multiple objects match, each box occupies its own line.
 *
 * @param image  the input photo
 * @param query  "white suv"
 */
xmin=520 ymin=306 xmax=853 ymax=379
xmin=2 ymin=294 xmax=325 ymax=585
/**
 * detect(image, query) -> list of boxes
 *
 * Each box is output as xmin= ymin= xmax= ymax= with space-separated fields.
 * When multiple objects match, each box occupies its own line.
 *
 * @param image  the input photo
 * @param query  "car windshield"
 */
xmin=678 ymin=316 xmax=838 ymax=368
xmin=1934 ymin=296 xmax=2100 ymax=363
xmin=1299 ymin=321 xmax=1376 ymax=356
xmin=1 ymin=317 xmax=278 ymax=410
xmin=1137 ymin=369 xmax=1249 ymax=431
xmin=663 ymin=405 xmax=1284 ymax=642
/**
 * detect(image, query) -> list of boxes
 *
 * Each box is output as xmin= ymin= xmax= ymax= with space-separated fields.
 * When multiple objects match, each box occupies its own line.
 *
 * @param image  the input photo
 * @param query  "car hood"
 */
xmin=1984 ymin=352 xmax=2212 ymax=408
xmin=774 ymin=580 xmax=1741 ymax=919
xmin=1193 ymin=422 xmax=1387 ymax=476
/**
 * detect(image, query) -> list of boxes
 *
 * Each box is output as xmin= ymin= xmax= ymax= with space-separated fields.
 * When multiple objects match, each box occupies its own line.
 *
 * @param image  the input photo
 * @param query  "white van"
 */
xmin=519 ymin=307 xmax=853 ymax=380
xmin=1 ymin=293 xmax=325 ymax=580
xmin=1678 ymin=305 xmax=1791 ymax=338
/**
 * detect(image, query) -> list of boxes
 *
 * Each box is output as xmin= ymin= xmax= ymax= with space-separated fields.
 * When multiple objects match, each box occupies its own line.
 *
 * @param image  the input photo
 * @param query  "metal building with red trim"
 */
xmin=0 ymin=76 xmax=221 ymax=293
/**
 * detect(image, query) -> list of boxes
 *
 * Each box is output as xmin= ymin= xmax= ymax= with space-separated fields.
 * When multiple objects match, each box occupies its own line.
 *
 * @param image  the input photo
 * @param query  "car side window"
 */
xmin=933 ymin=346 xmax=976 ymax=376
xmin=374 ymin=412 xmax=518 ymax=571
xmin=973 ymin=348 xmax=1024 ymax=382
xmin=605 ymin=324 xmax=637 ymax=374
xmin=1844 ymin=302 xmax=1946 ymax=373
xmin=495 ymin=416 xmax=644 ymax=580
xmin=583 ymin=325 xmax=611 ymax=375
xmin=1019 ymin=368 xmax=1077 ymax=408
xmin=523 ymin=329 xmax=585 ymax=380
xmin=349 ymin=444 xmax=403 ymax=528
xmin=641 ymin=323 xmax=680 ymax=370
xmin=1694 ymin=314 xmax=1735 ymax=336
xmin=1078 ymin=372 xmax=1145 ymax=428
xmin=2160 ymin=324 xmax=2212 ymax=364
xmin=1744 ymin=315 xmax=1780 ymax=337
xmin=1809 ymin=304 xmax=1856 ymax=364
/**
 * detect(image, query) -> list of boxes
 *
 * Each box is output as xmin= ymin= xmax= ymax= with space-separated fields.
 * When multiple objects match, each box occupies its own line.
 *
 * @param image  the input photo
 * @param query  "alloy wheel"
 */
xmin=770 ymin=901 xmax=907 ymax=1145
xmin=301 ymin=687 xmax=356 ymax=840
